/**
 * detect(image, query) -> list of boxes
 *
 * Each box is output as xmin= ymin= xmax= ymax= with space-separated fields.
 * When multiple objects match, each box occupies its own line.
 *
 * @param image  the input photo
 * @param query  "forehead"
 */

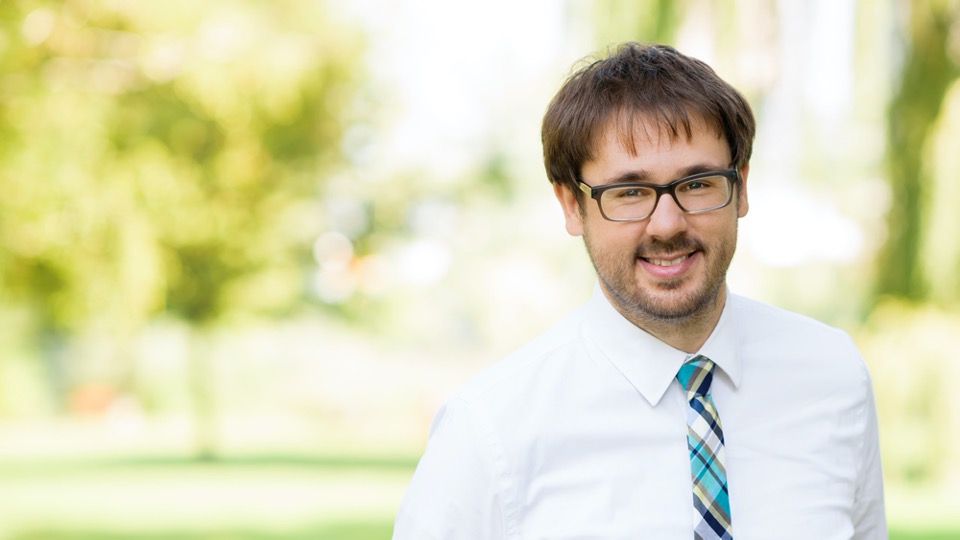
xmin=595 ymin=111 xmax=728 ymax=158
xmin=582 ymin=115 xmax=731 ymax=181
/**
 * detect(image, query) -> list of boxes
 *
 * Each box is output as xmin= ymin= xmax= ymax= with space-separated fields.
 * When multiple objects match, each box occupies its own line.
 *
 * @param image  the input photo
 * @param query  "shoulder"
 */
xmin=398 ymin=304 xmax=592 ymax=536
xmin=729 ymin=293 xmax=870 ymax=383
xmin=730 ymin=293 xmax=859 ymax=349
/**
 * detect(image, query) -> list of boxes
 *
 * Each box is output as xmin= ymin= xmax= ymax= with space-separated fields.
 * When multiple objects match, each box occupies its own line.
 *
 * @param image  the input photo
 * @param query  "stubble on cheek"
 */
xmin=582 ymin=230 xmax=733 ymax=323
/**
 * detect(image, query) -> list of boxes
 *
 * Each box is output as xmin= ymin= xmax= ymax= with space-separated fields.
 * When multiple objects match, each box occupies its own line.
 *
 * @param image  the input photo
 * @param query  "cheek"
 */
xmin=686 ymin=214 xmax=739 ymax=249
xmin=584 ymin=220 xmax=644 ymax=255
xmin=712 ymin=217 xmax=741 ymax=250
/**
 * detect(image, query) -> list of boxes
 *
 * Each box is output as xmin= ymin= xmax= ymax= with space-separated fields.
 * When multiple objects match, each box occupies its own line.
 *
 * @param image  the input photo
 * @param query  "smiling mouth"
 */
xmin=642 ymin=254 xmax=691 ymax=267
xmin=635 ymin=236 xmax=703 ymax=270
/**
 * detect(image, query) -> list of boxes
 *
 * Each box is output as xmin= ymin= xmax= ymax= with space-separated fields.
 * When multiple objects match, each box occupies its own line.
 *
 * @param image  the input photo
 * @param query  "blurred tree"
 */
xmin=592 ymin=0 xmax=683 ymax=45
xmin=0 ymin=0 xmax=366 ymax=457
xmin=873 ymin=0 xmax=959 ymax=305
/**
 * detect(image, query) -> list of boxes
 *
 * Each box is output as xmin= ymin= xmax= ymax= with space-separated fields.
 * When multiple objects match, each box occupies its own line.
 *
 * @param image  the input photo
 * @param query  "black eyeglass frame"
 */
xmin=576 ymin=168 xmax=741 ymax=222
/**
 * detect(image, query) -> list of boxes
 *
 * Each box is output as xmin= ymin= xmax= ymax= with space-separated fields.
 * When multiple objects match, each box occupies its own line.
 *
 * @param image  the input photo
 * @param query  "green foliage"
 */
xmin=0 ymin=0 xmax=365 ymax=334
xmin=592 ymin=0 xmax=683 ymax=45
xmin=854 ymin=300 xmax=960 ymax=485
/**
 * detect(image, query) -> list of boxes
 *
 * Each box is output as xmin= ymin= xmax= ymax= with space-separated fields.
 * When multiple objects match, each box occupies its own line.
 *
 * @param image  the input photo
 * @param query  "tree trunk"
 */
xmin=189 ymin=331 xmax=218 ymax=461
xmin=873 ymin=2 xmax=958 ymax=304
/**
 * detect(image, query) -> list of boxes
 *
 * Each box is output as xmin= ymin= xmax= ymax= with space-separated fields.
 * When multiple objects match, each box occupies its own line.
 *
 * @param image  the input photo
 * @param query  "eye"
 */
xmin=610 ymin=187 xmax=654 ymax=202
xmin=678 ymin=176 xmax=722 ymax=192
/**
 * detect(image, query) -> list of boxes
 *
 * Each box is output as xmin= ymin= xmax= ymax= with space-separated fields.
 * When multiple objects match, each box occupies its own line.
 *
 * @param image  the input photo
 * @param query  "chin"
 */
xmin=634 ymin=281 xmax=723 ymax=321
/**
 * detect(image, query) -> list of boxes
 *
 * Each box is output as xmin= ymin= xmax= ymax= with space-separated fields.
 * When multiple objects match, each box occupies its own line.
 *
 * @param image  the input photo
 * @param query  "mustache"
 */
xmin=634 ymin=235 xmax=703 ymax=258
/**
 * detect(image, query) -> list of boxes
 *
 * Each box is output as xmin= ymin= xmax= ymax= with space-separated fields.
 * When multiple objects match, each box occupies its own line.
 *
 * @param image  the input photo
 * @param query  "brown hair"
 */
xmin=541 ymin=42 xmax=756 ymax=196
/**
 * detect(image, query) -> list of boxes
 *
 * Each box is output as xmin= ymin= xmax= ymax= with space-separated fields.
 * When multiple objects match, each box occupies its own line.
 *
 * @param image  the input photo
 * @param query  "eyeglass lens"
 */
xmin=599 ymin=175 xmax=731 ymax=220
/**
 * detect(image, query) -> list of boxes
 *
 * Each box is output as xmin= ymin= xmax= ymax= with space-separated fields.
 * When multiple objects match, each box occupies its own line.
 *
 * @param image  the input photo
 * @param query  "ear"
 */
xmin=553 ymin=182 xmax=584 ymax=236
xmin=736 ymin=163 xmax=749 ymax=218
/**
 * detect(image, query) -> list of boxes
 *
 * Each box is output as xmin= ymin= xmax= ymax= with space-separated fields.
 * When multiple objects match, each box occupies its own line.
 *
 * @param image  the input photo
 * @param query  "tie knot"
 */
xmin=676 ymin=355 xmax=716 ymax=398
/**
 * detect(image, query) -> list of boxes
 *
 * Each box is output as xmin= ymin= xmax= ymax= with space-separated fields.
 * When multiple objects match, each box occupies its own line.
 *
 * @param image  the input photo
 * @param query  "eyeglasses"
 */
xmin=577 ymin=168 xmax=739 ymax=222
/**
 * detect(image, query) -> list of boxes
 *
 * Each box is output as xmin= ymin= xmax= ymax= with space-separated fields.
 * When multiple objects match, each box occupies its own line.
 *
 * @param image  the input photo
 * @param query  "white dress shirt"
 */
xmin=393 ymin=286 xmax=886 ymax=539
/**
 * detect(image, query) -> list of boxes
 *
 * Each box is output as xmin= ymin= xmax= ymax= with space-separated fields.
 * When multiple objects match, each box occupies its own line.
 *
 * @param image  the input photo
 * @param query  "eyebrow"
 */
xmin=600 ymin=163 xmax=729 ymax=185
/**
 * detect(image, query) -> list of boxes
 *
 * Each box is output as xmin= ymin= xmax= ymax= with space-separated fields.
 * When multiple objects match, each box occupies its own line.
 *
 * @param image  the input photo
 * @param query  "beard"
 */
xmin=583 ymin=229 xmax=737 ymax=324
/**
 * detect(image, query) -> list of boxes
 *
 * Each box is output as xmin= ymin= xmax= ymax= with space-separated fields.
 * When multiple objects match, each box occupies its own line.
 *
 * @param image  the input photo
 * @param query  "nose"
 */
xmin=645 ymin=193 xmax=688 ymax=240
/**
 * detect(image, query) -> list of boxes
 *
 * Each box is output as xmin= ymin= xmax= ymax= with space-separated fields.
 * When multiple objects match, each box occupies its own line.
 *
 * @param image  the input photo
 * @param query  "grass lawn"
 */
xmin=10 ymin=521 xmax=393 ymax=540
xmin=890 ymin=534 xmax=960 ymax=540
xmin=0 ymin=455 xmax=410 ymax=540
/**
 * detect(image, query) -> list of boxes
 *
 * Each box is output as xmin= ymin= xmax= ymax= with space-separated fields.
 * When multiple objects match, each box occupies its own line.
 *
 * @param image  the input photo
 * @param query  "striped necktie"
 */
xmin=676 ymin=356 xmax=732 ymax=540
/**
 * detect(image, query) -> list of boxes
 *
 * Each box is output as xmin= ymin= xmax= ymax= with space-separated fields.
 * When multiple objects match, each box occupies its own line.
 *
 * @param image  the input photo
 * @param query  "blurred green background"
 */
xmin=1 ymin=0 xmax=958 ymax=538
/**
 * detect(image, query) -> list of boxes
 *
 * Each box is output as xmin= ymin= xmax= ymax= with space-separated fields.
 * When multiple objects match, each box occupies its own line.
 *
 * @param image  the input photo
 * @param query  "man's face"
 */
xmin=554 ymin=117 xmax=749 ymax=326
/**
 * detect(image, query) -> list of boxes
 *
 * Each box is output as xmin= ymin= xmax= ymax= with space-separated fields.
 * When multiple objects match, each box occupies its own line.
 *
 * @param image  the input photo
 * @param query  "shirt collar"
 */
xmin=581 ymin=283 xmax=742 ymax=406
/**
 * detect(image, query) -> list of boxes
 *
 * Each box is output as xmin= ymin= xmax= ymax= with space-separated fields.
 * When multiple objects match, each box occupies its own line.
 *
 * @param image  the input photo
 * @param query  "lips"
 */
xmin=645 ymin=254 xmax=690 ymax=267
xmin=635 ymin=236 xmax=702 ymax=279
xmin=634 ymin=235 xmax=703 ymax=278
xmin=637 ymin=251 xmax=698 ymax=280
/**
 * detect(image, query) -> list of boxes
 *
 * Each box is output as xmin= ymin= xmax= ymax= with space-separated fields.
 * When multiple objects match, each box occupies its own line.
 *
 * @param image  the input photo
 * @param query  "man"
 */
xmin=393 ymin=42 xmax=885 ymax=539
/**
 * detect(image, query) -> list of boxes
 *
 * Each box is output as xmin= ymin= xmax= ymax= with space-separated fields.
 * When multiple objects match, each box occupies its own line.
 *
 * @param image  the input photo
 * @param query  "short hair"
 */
xmin=541 ymin=42 xmax=756 ymax=196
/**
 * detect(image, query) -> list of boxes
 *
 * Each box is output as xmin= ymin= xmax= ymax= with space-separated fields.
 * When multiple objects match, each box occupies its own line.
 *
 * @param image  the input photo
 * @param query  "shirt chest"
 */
xmin=497 ymin=382 xmax=863 ymax=539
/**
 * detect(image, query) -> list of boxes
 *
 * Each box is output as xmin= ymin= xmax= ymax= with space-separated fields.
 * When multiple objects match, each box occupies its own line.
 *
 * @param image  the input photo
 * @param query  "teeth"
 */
xmin=648 ymin=255 xmax=689 ymax=266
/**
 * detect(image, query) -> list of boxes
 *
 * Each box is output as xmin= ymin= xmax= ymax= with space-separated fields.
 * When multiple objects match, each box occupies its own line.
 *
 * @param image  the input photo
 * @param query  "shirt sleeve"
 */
xmin=852 ymin=373 xmax=887 ymax=539
xmin=393 ymin=397 xmax=510 ymax=539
